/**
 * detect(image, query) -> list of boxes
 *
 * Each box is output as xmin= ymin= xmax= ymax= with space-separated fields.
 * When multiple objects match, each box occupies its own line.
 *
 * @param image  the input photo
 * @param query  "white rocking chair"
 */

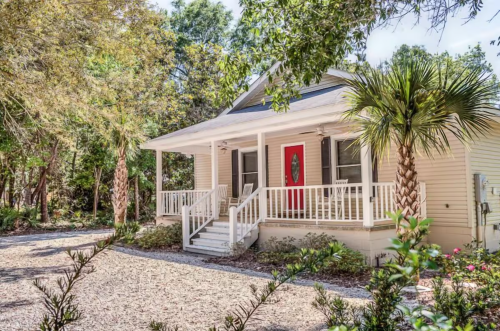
xmin=218 ymin=184 xmax=229 ymax=215
xmin=228 ymin=183 xmax=254 ymax=209
xmin=318 ymin=179 xmax=349 ymax=219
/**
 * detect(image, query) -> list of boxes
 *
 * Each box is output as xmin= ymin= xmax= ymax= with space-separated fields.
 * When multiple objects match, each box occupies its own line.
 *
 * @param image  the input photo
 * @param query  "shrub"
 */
xmin=136 ymin=223 xmax=182 ymax=249
xmin=312 ymin=283 xmax=361 ymax=328
xmin=115 ymin=221 xmax=141 ymax=244
xmin=321 ymin=242 xmax=370 ymax=275
xmin=298 ymin=232 xmax=336 ymax=250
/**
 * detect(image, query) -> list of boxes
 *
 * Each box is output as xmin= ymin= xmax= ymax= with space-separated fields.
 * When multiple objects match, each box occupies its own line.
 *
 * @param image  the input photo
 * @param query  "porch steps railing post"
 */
xmin=361 ymin=145 xmax=374 ymax=227
xmin=182 ymin=205 xmax=190 ymax=250
xmin=229 ymin=206 xmax=237 ymax=246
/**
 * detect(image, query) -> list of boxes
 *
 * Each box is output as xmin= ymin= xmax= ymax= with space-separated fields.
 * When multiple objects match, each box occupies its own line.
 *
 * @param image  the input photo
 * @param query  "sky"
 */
xmin=153 ymin=0 xmax=500 ymax=75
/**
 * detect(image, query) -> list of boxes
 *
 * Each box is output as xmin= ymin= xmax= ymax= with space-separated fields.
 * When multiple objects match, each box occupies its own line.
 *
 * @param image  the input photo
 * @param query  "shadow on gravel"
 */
xmin=0 ymin=265 xmax=66 ymax=283
xmin=0 ymin=230 xmax=112 ymax=250
xmin=29 ymin=242 xmax=96 ymax=257
xmin=0 ymin=299 xmax=33 ymax=311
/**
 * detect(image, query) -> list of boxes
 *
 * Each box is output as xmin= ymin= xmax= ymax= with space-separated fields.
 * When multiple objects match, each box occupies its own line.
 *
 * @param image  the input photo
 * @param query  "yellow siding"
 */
xmin=470 ymin=122 xmax=500 ymax=251
xmin=377 ymin=136 xmax=469 ymax=227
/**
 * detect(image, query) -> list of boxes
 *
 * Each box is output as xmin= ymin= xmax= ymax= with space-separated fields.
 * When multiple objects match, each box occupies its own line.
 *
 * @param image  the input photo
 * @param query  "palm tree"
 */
xmin=344 ymin=59 xmax=498 ymax=219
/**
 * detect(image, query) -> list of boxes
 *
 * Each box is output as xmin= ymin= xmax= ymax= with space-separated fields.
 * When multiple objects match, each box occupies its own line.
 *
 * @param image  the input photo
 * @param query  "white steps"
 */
xmin=184 ymin=221 xmax=258 ymax=256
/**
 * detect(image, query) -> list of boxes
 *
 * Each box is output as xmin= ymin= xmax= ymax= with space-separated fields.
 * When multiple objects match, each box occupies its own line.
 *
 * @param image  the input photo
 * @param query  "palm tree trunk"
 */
xmin=8 ymin=166 xmax=15 ymax=208
xmin=93 ymin=167 xmax=102 ymax=221
xmin=395 ymin=144 xmax=419 ymax=220
xmin=112 ymin=146 xmax=128 ymax=224
xmin=40 ymin=178 xmax=49 ymax=223
xmin=134 ymin=175 xmax=139 ymax=221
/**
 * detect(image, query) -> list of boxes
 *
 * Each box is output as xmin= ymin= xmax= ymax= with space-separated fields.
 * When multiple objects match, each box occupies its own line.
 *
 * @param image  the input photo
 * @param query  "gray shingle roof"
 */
xmin=148 ymin=85 xmax=348 ymax=143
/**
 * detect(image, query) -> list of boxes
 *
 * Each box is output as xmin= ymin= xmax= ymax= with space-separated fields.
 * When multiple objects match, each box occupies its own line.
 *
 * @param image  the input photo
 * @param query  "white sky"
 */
xmin=153 ymin=0 xmax=500 ymax=75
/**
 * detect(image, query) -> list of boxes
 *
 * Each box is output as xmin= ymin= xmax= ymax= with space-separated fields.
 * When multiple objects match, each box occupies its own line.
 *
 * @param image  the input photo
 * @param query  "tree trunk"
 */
xmin=112 ymin=146 xmax=128 ymax=224
xmin=24 ymin=168 xmax=33 ymax=207
xmin=134 ymin=175 xmax=140 ymax=221
xmin=93 ymin=167 xmax=102 ymax=221
xmin=8 ymin=166 xmax=16 ymax=208
xmin=31 ymin=140 xmax=59 ymax=203
xmin=71 ymin=151 xmax=77 ymax=179
xmin=40 ymin=178 xmax=49 ymax=223
xmin=395 ymin=144 xmax=419 ymax=221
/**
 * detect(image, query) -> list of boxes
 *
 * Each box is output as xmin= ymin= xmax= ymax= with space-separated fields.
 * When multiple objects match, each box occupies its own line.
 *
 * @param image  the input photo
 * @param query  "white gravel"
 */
xmin=0 ymin=230 xmax=371 ymax=331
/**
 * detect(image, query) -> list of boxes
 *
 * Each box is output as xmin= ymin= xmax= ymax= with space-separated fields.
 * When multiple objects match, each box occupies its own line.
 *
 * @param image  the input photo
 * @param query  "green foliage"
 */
xmin=115 ymin=221 xmax=141 ymax=244
xmin=136 ymin=223 xmax=183 ymax=249
xmin=313 ymin=283 xmax=361 ymax=328
xmin=299 ymin=232 xmax=337 ymax=250
xmin=0 ymin=207 xmax=39 ymax=231
xmin=34 ymin=234 xmax=118 ymax=331
xmin=323 ymin=242 xmax=370 ymax=275
xmin=344 ymin=58 xmax=498 ymax=162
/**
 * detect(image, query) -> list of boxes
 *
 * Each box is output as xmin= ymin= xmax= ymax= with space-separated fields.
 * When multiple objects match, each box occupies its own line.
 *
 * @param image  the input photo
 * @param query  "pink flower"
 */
xmin=481 ymin=265 xmax=491 ymax=271
xmin=444 ymin=254 xmax=452 ymax=259
xmin=453 ymin=248 xmax=461 ymax=254
xmin=466 ymin=265 xmax=475 ymax=272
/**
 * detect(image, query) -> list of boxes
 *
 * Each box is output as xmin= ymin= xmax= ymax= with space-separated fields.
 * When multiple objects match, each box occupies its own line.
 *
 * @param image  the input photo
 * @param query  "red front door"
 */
xmin=284 ymin=145 xmax=305 ymax=211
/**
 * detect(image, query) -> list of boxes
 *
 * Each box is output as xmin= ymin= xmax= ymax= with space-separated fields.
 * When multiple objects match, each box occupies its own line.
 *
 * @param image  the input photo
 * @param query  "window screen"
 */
xmin=336 ymin=139 xmax=361 ymax=183
xmin=242 ymin=151 xmax=258 ymax=192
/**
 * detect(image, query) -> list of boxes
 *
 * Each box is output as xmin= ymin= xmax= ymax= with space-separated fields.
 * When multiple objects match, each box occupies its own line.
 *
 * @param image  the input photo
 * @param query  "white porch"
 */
xmin=150 ymin=127 xmax=427 ymax=256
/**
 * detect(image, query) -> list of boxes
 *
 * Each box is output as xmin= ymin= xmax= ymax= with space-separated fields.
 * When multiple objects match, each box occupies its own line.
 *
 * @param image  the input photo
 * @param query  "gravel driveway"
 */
xmin=0 ymin=230 xmax=371 ymax=331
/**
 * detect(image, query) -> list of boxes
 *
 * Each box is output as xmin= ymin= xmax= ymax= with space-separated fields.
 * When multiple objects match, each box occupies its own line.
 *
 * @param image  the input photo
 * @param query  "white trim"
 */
xmin=280 ymin=142 xmax=307 ymax=187
xmin=142 ymin=100 xmax=347 ymax=150
xmin=156 ymin=150 xmax=163 ymax=217
xmin=211 ymin=141 xmax=219 ymax=219
xmin=239 ymin=146 xmax=258 ymax=196
xmin=329 ymin=133 xmax=361 ymax=183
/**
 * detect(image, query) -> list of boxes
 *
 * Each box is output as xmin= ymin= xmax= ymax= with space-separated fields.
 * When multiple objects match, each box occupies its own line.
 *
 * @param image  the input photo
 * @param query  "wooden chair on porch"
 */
xmin=317 ymin=179 xmax=349 ymax=219
xmin=228 ymin=183 xmax=254 ymax=209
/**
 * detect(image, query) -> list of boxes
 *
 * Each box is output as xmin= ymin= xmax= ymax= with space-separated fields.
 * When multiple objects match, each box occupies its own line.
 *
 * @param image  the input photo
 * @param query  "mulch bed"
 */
xmin=206 ymin=250 xmax=372 ymax=288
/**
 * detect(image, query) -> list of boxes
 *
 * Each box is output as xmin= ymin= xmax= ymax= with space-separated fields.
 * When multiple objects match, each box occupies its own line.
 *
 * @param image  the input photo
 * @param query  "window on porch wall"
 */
xmin=242 ymin=151 xmax=258 ymax=193
xmin=336 ymin=139 xmax=362 ymax=183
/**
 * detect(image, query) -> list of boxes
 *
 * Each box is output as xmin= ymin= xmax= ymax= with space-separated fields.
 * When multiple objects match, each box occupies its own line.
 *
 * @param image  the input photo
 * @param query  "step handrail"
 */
xmin=182 ymin=188 xmax=216 ymax=250
xmin=229 ymin=187 xmax=263 ymax=245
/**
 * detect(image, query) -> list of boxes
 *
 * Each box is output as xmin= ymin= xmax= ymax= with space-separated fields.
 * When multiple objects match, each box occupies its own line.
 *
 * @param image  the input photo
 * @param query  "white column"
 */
xmin=156 ymin=150 xmax=163 ymax=217
xmin=211 ymin=141 xmax=219 ymax=219
xmin=257 ymin=132 xmax=267 ymax=220
xmin=361 ymin=144 xmax=373 ymax=227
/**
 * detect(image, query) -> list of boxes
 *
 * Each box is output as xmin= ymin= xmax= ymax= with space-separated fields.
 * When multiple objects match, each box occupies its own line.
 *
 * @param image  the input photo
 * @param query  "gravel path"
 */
xmin=0 ymin=230 xmax=371 ymax=331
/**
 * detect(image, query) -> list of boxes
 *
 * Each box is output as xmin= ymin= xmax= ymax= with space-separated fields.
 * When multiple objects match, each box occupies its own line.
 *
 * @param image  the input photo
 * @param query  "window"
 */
xmin=242 ymin=151 xmax=258 ymax=192
xmin=336 ymin=139 xmax=361 ymax=183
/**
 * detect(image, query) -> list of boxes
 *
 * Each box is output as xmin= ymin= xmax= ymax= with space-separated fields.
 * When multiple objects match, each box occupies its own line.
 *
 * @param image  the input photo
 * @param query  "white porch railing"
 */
xmin=159 ymin=190 xmax=211 ymax=216
xmin=181 ymin=189 xmax=216 ymax=249
xmin=229 ymin=188 xmax=263 ymax=245
xmin=372 ymin=182 xmax=396 ymax=221
xmin=266 ymin=184 xmax=363 ymax=223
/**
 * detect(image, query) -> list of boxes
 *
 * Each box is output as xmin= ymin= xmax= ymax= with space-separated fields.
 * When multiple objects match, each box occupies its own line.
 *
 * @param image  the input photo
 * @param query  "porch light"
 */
xmin=316 ymin=125 xmax=325 ymax=141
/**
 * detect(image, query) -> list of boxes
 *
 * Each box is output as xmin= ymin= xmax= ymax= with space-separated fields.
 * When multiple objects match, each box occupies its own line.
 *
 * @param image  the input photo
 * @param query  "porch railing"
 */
xmin=181 ymin=189 xmax=216 ymax=249
xmin=159 ymin=190 xmax=211 ymax=216
xmin=229 ymin=187 xmax=263 ymax=245
xmin=266 ymin=184 xmax=363 ymax=223
xmin=372 ymin=182 xmax=396 ymax=221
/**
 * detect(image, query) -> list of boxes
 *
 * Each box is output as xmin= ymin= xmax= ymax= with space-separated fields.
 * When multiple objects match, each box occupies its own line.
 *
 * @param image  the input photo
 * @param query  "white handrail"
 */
xmin=229 ymin=187 xmax=263 ymax=245
xmin=182 ymin=189 xmax=216 ymax=249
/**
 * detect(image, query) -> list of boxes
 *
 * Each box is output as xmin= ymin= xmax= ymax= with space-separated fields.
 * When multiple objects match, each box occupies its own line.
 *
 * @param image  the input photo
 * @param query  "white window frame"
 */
xmin=280 ymin=142 xmax=307 ymax=187
xmin=239 ymin=146 xmax=258 ymax=195
xmin=330 ymin=134 xmax=362 ymax=183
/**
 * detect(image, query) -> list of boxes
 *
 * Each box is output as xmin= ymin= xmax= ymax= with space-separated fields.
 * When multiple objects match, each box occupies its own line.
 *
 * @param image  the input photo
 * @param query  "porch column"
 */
xmin=257 ymin=132 xmax=267 ymax=220
xmin=211 ymin=140 xmax=219 ymax=219
xmin=156 ymin=150 xmax=163 ymax=217
xmin=361 ymin=144 xmax=373 ymax=227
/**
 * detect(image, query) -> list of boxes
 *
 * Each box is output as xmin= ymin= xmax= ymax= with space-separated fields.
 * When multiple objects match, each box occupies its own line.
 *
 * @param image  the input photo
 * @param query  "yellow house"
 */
xmin=142 ymin=64 xmax=500 ymax=264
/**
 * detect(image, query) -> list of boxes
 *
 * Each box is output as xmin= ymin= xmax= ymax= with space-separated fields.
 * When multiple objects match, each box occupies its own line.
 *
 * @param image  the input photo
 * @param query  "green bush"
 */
xmin=0 ymin=207 xmax=39 ymax=231
xmin=136 ymin=223 xmax=182 ymax=249
xmin=322 ymin=242 xmax=370 ymax=275
xmin=115 ymin=221 xmax=141 ymax=244
xmin=298 ymin=232 xmax=336 ymax=250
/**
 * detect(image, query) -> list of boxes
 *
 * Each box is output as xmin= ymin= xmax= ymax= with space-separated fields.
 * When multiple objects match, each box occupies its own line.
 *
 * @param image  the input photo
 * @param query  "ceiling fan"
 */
xmin=217 ymin=141 xmax=235 ymax=154
xmin=298 ymin=125 xmax=328 ymax=141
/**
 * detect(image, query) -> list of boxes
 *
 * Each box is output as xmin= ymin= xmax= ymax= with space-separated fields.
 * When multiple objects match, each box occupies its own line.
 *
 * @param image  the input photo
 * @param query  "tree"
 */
xmin=343 ymin=59 xmax=498 ymax=219
xmin=219 ymin=0 xmax=499 ymax=112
